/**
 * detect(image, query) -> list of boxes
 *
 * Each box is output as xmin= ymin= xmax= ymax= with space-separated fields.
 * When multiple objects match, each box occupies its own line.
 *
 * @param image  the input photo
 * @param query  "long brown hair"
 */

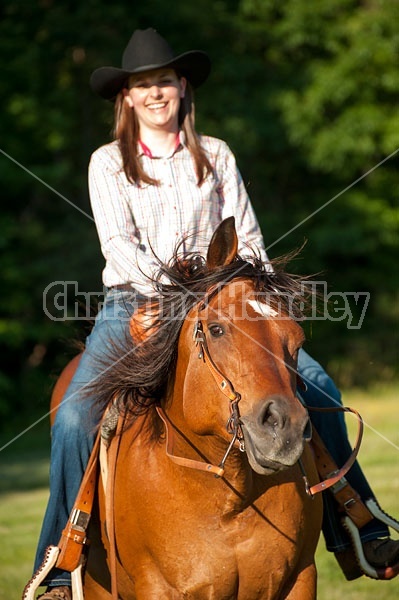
xmin=113 ymin=80 xmax=213 ymax=186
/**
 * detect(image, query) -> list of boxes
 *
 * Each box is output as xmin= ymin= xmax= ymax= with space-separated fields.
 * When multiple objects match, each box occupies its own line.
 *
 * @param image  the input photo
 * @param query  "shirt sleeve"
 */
xmin=216 ymin=142 xmax=270 ymax=265
xmin=88 ymin=147 xmax=160 ymax=296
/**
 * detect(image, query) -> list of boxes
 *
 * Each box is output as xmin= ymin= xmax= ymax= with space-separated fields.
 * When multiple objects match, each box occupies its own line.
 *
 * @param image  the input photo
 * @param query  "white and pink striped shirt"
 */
xmin=88 ymin=134 xmax=268 ymax=296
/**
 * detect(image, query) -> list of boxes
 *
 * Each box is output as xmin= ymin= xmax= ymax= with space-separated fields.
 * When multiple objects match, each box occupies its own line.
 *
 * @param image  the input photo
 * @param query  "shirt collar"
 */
xmin=138 ymin=131 xmax=185 ymax=159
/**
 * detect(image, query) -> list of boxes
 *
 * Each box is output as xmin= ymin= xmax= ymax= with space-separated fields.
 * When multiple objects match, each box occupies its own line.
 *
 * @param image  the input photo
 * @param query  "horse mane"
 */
xmin=90 ymin=246 xmax=311 ymax=420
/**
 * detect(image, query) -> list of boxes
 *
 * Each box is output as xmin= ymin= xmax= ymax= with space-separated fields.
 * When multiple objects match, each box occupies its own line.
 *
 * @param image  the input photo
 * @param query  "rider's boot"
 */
xmin=37 ymin=586 xmax=72 ymax=600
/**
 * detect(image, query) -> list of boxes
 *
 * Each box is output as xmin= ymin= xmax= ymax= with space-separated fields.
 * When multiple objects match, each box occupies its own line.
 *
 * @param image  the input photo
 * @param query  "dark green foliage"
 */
xmin=0 ymin=0 xmax=397 ymax=430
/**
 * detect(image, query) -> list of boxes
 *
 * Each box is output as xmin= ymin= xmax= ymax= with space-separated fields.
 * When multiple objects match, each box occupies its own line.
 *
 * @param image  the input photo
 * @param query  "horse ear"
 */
xmin=206 ymin=217 xmax=238 ymax=269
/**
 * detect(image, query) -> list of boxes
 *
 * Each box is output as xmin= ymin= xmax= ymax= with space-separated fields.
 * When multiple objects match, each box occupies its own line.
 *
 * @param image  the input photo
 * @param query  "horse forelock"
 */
xmin=90 ymin=248 xmax=310 ymax=426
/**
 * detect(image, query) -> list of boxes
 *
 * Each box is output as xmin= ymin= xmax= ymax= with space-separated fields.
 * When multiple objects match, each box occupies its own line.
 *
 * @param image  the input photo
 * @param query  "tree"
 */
xmin=0 ymin=0 xmax=397 ymax=429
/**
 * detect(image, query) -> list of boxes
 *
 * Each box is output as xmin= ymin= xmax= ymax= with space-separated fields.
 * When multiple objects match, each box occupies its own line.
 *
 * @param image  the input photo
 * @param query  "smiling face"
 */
xmin=123 ymin=68 xmax=187 ymax=135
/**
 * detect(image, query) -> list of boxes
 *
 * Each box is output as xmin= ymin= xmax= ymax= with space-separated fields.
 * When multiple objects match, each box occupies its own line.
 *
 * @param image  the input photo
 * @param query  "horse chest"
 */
xmin=114 ymin=475 xmax=307 ymax=599
xmin=119 ymin=522 xmax=285 ymax=600
xmin=110 ymin=425 xmax=319 ymax=599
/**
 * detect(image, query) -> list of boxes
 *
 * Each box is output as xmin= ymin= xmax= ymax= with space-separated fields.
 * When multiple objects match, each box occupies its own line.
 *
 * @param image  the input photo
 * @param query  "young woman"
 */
xmin=34 ymin=28 xmax=398 ymax=599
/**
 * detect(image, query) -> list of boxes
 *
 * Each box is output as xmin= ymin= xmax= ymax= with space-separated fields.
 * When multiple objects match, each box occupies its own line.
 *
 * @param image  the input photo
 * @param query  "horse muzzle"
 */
xmin=240 ymin=395 xmax=311 ymax=476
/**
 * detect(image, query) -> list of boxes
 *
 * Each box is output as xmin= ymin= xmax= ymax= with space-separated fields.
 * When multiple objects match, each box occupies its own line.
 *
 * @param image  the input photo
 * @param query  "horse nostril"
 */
xmin=261 ymin=402 xmax=285 ymax=430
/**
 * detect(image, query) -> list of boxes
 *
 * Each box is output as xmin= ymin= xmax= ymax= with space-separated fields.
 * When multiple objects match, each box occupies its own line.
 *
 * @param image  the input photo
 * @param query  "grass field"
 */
xmin=0 ymin=386 xmax=398 ymax=599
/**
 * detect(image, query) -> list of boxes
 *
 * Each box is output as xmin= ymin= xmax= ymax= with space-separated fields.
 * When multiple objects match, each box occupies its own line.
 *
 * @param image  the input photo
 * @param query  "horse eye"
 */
xmin=208 ymin=324 xmax=224 ymax=338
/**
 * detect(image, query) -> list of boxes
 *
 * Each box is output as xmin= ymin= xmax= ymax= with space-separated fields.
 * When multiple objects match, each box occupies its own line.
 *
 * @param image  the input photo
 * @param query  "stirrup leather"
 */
xmin=311 ymin=426 xmax=399 ymax=580
xmin=22 ymin=423 xmax=103 ymax=600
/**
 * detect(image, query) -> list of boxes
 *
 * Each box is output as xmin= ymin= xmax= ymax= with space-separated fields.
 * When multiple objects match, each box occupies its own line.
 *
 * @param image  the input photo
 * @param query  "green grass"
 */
xmin=0 ymin=488 xmax=49 ymax=598
xmin=0 ymin=387 xmax=398 ymax=599
xmin=0 ymin=422 xmax=50 ymax=599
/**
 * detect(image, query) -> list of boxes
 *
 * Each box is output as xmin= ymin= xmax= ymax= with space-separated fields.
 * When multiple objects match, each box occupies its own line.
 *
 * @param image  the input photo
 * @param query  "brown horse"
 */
xmin=52 ymin=217 xmax=322 ymax=599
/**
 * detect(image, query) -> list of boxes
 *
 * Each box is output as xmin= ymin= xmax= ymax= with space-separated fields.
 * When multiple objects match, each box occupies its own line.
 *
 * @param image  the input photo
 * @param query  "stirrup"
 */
xmin=342 ymin=498 xmax=399 ymax=580
xmin=23 ymin=546 xmax=60 ymax=600
xmin=22 ymin=546 xmax=84 ymax=600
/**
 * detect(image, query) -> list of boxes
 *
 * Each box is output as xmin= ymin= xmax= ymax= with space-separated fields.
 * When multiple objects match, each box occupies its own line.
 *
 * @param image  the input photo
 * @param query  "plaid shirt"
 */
xmin=88 ymin=134 xmax=269 ymax=296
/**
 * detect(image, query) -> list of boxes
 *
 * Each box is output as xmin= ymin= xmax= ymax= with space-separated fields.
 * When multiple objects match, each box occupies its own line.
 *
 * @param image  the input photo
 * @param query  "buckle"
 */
xmin=344 ymin=498 xmax=357 ymax=510
xmin=73 ymin=533 xmax=88 ymax=545
xmin=193 ymin=319 xmax=205 ymax=343
xmin=71 ymin=508 xmax=91 ymax=531
xmin=329 ymin=474 xmax=348 ymax=495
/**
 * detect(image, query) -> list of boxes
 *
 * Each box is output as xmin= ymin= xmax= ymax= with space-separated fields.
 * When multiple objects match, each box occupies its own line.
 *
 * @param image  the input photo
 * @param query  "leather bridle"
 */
xmin=193 ymin=317 xmax=246 ymax=460
xmin=157 ymin=295 xmax=364 ymax=495
xmin=156 ymin=307 xmax=246 ymax=478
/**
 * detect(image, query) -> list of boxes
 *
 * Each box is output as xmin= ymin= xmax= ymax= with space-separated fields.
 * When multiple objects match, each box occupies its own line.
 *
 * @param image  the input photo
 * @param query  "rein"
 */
xmin=299 ymin=404 xmax=364 ymax=497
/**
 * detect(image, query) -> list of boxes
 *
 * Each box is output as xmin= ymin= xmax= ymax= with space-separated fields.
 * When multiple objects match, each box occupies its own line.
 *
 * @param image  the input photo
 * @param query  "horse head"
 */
xmin=168 ymin=217 xmax=311 ymax=476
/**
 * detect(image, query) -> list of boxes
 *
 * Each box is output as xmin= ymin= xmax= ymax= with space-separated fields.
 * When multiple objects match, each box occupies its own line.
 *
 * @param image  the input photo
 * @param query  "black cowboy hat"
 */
xmin=90 ymin=28 xmax=211 ymax=100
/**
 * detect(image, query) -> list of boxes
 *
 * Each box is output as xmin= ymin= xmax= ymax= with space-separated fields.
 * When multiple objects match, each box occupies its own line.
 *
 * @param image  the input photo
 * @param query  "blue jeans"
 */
xmin=34 ymin=289 xmax=137 ymax=587
xmin=34 ymin=299 xmax=388 ymax=586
